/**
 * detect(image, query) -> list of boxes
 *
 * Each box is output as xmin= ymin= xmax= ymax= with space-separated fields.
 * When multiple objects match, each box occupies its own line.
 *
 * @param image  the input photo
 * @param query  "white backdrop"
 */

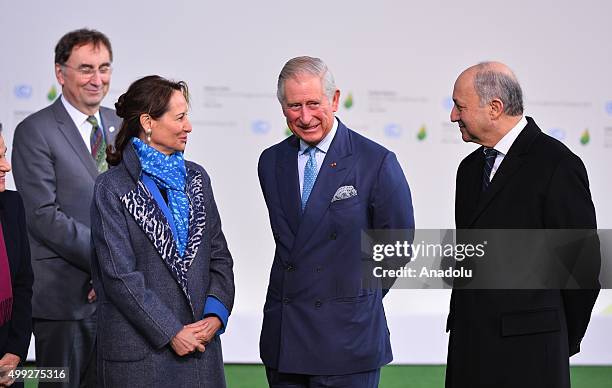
xmin=1 ymin=0 xmax=611 ymax=364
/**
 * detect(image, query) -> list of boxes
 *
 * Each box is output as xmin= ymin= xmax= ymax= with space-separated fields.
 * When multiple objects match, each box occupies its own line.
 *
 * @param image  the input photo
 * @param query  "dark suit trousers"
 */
xmin=33 ymin=314 xmax=96 ymax=388
xmin=266 ymin=367 xmax=381 ymax=388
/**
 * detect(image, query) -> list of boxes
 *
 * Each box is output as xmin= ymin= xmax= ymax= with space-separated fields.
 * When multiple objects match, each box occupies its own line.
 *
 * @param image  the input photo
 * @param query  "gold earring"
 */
xmin=145 ymin=128 xmax=152 ymax=144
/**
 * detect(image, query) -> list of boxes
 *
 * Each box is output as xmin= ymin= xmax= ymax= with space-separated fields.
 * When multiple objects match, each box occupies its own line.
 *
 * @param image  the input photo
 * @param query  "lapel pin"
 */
xmin=330 ymin=162 xmax=337 ymax=168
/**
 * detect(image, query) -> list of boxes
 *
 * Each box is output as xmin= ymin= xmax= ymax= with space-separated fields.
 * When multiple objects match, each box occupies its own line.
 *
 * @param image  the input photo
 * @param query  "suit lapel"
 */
xmin=466 ymin=118 xmax=540 ymax=226
xmin=51 ymin=98 xmax=98 ymax=179
xmin=276 ymin=136 xmax=301 ymax=236
xmin=291 ymin=122 xmax=354 ymax=258
xmin=100 ymin=107 xmax=119 ymax=146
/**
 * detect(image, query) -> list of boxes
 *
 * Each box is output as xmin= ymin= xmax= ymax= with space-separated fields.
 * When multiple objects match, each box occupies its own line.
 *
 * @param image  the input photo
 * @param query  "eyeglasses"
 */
xmin=61 ymin=63 xmax=112 ymax=78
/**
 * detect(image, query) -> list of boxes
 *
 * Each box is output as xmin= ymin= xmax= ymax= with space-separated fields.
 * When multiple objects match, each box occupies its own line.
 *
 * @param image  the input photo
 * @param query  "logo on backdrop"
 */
xmin=580 ymin=129 xmax=590 ymax=145
xmin=547 ymin=128 xmax=566 ymax=142
xmin=443 ymin=97 xmax=454 ymax=111
xmin=383 ymin=123 xmax=402 ymax=138
xmin=14 ymin=84 xmax=33 ymax=99
xmin=606 ymin=101 xmax=612 ymax=116
xmin=47 ymin=85 xmax=58 ymax=102
xmin=251 ymin=120 xmax=270 ymax=135
xmin=343 ymin=93 xmax=354 ymax=109
xmin=417 ymin=125 xmax=427 ymax=141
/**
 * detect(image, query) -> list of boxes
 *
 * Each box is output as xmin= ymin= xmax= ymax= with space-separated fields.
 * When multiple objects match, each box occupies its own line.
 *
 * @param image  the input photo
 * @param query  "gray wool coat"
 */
xmin=91 ymin=144 xmax=235 ymax=388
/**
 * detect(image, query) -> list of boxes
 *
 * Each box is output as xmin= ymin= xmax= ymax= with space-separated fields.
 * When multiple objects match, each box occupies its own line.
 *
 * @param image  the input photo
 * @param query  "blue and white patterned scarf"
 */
xmin=132 ymin=137 xmax=189 ymax=255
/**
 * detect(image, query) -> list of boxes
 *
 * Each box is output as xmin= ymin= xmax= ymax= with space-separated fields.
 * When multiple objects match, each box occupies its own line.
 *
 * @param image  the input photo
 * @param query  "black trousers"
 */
xmin=33 ymin=314 xmax=97 ymax=388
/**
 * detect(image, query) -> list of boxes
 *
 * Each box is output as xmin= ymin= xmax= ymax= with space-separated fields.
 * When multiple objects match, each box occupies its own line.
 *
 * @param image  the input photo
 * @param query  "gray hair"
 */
xmin=473 ymin=62 xmax=524 ymax=116
xmin=277 ymin=56 xmax=337 ymax=103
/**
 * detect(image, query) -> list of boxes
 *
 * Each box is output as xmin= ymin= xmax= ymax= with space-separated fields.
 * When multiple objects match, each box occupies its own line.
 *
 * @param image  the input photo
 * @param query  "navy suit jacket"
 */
xmin=258 ymin=119 xmax=414 ymax=375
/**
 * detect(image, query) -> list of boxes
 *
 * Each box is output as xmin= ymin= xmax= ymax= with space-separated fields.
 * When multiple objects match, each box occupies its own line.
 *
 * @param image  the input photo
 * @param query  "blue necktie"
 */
xmin=302 ymin=146 xmax=318 ymax=211
xmin=482 ymin=148 xmax=498 ymax=191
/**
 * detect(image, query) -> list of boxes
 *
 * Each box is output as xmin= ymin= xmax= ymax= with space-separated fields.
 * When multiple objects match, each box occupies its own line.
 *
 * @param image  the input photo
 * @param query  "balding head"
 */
xmin=451 ymin=61 xmax=524 ymax=147
xmin=464 ymin=61 xmax=524 ymax=116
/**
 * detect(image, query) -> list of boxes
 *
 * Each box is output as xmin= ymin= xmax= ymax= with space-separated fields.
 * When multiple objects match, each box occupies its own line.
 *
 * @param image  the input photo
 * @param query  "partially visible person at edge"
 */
xmin=91 ymin=75 xmax=235 ymax=387
xmin=0 ymin=124 xmax=33 ymax=388
xmin=446 ymin=61 xmax=600 ymax=388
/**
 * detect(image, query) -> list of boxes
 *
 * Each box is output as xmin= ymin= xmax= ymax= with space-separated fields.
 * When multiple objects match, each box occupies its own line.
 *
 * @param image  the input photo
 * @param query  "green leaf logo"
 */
xmin=580 ymin=129 xmax=590 ymax=145
xmin=47 ymin=85 xmax=58 ymax=102
xmin=343 ymin=93 xmax=354 ymax=109
xmin=285 ymin=127 xmax=293 ymax=137
xmin=417 ymin=125 xmax=427 ymax=141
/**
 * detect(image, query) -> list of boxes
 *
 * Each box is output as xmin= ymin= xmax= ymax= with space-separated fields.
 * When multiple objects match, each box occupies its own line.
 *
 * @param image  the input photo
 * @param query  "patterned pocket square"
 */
xmin=331 ymin=185 xmax=358 ymax=202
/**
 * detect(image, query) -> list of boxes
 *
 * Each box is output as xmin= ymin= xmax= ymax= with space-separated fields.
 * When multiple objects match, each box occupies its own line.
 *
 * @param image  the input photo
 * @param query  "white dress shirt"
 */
xmin=61 ymin=95 xmax=102 ymax=153
xmin=298 ymin=118 xmax=338 ymax=194
xmin=487 ymin=116 xmax=528 ymax=180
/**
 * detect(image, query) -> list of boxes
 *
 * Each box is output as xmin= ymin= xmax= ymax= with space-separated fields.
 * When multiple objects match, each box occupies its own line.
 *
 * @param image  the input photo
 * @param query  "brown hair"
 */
xmin=106 ymin=75 xmax=189 ymax=166
xmin=54 ymin=28 xmax=113 ymax=65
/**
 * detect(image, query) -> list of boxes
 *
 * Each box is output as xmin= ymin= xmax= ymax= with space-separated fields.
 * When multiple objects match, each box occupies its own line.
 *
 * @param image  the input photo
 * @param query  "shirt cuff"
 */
xmin=202 ymin=296 xmax=229 ymax=335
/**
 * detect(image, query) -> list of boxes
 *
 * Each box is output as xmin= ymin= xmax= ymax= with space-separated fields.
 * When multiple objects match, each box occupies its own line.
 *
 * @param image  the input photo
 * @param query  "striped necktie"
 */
xmin=301 ymin=146 xmax=318 ymax=211
xmin=482 ymin=148 xmax=498 ymax=191
xmin=87 ymin=115 xmax=108 ymax=173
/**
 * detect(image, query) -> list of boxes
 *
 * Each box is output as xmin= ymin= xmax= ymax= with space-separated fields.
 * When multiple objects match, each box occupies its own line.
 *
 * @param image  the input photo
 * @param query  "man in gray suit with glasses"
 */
xmin=12 ymin=28 xmax=120 ymax=388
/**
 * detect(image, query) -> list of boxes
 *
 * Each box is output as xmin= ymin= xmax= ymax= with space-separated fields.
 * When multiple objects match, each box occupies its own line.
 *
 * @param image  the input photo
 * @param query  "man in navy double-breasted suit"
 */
xmin=258 ymin=56 xmax=415 ymax=387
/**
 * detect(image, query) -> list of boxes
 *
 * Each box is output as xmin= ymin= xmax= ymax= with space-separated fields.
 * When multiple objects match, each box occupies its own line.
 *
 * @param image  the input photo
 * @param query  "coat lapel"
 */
xmin=276 ymin=136 xmax=301 ymax=236
xmin=51 ymin=98 xmax=98 ymax=179
xmin=291 ymin=122 xmax=354 ymax=258
xmin=119 ymin=146 xmax=195 ymax=313
xmin=182 ymin=167 xmax=207 ymax=270
xmin=466 ymin=118 xmax=540 ymax=226
xmin=456 ymin=152 xmax=482 ymax=228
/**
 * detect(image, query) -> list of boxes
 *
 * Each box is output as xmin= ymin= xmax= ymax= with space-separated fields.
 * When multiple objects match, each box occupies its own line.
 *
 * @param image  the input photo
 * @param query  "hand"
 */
xmin=170 ymin=321 xmax=209 ymax=356
xmin=0 ymin=353 xmax=20 ymax=387
xmin=87 ymin=288 xmax=96 ymax=303
xmin=189 ymin=317 xmax=222 ymax=345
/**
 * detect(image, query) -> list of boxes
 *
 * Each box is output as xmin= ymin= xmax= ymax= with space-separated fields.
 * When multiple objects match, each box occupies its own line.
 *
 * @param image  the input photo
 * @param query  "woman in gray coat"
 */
xmin=91 ymin=75 xmax=234 ymax=387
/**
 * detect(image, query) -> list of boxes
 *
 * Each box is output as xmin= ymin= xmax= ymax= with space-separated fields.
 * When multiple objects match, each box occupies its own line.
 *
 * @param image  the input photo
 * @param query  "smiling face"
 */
xmin=450 ymin=68 xmax=493 ymax=145
xmin=281 ymin=73 xmax=339 ymax=146
xmin=0 ymin=134 xmax=11 ymax=192
xmin=146 ymin=90 xmax=192 ymax=155
xmin=55 ymin=42 xmax=111 ymax=115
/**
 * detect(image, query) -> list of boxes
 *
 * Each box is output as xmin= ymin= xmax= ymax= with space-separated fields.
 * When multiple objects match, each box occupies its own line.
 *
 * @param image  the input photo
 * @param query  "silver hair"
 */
xmin=277 ymin=56 xmax=337 ymax=103
xmin=473 ymin=62 xmax=524 ymax=116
